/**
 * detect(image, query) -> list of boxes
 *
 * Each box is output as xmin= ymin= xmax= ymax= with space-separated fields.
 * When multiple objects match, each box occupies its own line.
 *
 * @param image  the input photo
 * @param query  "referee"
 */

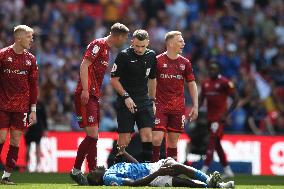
xmin=110 ymin=29 xmax=157 ymax=162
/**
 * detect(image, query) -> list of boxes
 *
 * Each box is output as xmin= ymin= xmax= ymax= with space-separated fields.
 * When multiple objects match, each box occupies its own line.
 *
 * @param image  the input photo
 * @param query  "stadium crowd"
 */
xmin=0 ymin=0 xmax=283 ymax=134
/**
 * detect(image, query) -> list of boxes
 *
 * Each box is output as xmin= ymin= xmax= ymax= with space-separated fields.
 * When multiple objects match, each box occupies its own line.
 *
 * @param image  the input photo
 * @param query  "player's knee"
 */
xmin=140 ymin=132 xmax=152 ymax=142
xmin=10 ymin=137 xmax=21 ymax=146
xmin=152 ymin=135 xmax=163 ymax=146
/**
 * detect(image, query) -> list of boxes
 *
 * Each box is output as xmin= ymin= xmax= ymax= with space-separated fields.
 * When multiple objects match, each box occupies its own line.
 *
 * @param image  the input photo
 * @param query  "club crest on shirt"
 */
xmin=179 ymin=64 xmax=185 ymax=71
xmin=155 ymin=118 xmax=160 ymax=125
xmin=8 ymin=57 xmax=12 ymax=62
xmin=92 ymin=45 xmax=100 ymax=55
xmin=26 ymin=60 xmax=31 ymax=66
xmin=205 ymin=83 xmax=209 ymax=88
xmin=88 ymin=116 xmax=94 ymax=123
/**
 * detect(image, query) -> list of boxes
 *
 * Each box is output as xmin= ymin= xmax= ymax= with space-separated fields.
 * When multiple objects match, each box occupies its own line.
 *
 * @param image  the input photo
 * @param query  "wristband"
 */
xmin=122 ymin=92 xmax=130 ymax=100
xmin=31 ymin=106 xmax=36 ymax=112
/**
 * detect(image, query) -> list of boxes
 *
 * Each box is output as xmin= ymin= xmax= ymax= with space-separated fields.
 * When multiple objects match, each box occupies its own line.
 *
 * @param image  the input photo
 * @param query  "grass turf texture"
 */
xmin=0 ymin=173 xmax=283 ymax=188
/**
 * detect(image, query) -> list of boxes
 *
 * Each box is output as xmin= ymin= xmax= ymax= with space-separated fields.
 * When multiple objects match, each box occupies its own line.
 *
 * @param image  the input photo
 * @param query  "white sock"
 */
xmin=224 ymin=165 xmax=231 ymax=172
xmin=2 ymin=171 xmax=11 ymax=179
xmin=71 ymin=168 xmax=81 ymax=175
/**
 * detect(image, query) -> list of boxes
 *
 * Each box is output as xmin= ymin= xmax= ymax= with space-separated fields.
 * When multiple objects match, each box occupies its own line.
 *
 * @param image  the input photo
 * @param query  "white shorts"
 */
xmin=150 ymin=175 xmax=173 ymax=187
xmin=148 ymin=157 xmax=176 ymax=187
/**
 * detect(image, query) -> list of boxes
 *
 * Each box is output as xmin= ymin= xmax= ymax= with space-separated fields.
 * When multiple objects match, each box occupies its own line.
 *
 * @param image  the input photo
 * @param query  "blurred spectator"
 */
xmin=0 ymin=0 xmax=282 ymax=135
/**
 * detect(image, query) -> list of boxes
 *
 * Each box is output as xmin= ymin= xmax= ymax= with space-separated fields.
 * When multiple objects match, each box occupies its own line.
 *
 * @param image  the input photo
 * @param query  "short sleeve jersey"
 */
xmin=111 ymin=48 xmax=157 ymax=103
xmin=103 ymin=162 xmax=153 ymax=186
xmin=0 ymin=46 xmax=38 ymax=112
xmin=75 ymin=37 xmax=110 ymax=98
xmin=156 ymin=53 xmax=195 ymax=113
xmin=201 ymin=75 xmax=235 ymax=122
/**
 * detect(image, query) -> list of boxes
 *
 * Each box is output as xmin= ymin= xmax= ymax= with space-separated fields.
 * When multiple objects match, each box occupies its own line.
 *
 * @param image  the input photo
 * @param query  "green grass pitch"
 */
xmin=0 ymin=172 xmax=283 ymax=189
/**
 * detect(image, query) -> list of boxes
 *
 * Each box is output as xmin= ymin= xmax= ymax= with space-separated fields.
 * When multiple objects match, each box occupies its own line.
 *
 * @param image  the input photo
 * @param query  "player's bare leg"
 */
xmin=1 ymin=129 xmax=22 ymax=185
xmin=139 ymin=127 xmax=152 ymax=162
xmin=70 ymin=126 xmax=98 ymax=185
xmin=167 ymin=132 xmax=180 ymax=160
xmin=152 ymin=130 xmax=164 ymax=162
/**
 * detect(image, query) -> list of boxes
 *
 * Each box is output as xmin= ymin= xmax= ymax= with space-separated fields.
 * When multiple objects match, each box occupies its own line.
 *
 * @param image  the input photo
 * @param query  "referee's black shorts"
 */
xmin=117 ymin=102 xmax=155 ymax=133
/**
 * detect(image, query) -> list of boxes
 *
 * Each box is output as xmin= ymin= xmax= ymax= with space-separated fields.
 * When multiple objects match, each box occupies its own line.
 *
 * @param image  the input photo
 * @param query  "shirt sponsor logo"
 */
xmin=179 ymin=64 xmax=185 ymax=70
xmin=3 ymin=69 xmax=28 ymax=75
xmin=160 ymin=74 xmax=183 ymax=80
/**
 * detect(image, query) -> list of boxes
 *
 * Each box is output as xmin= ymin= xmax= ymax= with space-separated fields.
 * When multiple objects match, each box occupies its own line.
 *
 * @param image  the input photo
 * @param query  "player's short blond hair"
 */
xmin=165 ymin=31 xmax=182 ymax=42
xmin=14 ymin=25 xmax=34 ymax=37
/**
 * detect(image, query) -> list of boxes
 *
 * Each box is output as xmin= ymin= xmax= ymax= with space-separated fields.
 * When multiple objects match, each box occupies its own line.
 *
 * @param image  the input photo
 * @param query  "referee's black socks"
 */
xmin=141 ymin=142 xmax=152 ymax=162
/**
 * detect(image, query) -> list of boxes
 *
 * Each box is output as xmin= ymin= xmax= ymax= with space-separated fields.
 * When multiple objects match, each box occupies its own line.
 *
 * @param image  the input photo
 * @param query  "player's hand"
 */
xmin=81 ymin=90 xmax=89 ymax=105
xmin=188 ymin=106 xmax=198 ymax=122
xmin=125 ymin=97 xmax=137 ymax=113
xmin=116 ymin=145 xmax=127 ymax=156
xmin=28 ymin=111 xmax=37 ymax=127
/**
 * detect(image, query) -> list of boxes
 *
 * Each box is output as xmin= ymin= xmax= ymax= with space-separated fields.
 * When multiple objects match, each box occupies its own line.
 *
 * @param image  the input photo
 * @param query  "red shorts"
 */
xmin=0 ymin=110 xmax=28 ymax=130
xmin=153 ymin=110 xmax=185 ymax=133
xmin=74 ymin=95 xmax=100 ymax=128
xmin=208 ymin=121 xmax=224 ymax=138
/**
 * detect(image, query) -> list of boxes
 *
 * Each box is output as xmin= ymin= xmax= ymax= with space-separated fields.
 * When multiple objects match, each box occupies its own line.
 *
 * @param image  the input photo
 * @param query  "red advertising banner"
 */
xmin=1 ymin=132 xmax=283 ymax=175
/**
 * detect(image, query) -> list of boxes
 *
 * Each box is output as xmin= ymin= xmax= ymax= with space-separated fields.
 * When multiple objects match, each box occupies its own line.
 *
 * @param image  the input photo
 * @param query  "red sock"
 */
xmin=74 ymin=136 xmax=95 ymax=170
xmin=216 ymin=139 xmax=228 ymax=167
xmin=167 ymin=147 xmax=177 ymax=160
xmin=152 ymin=145 xmax=160 ymax=162
xmin=86 ymin=138 xmax=97 ymax=171
xmin=5 ymin=145 xmax=19 ymax=172
xmin=204 ymin=135 xmax=216 ymax=166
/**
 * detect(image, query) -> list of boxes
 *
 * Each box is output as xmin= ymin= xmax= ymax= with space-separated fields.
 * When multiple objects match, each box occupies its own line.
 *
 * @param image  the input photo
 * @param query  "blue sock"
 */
xmin=194 ymin=169 xmax=209 ymax=186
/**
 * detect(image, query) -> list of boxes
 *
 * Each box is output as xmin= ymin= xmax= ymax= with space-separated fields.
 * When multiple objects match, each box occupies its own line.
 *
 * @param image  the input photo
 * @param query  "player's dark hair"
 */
xmin=133 ymin=29 xmax=149 ymax=41
xmin=110 ymin=23 xmax=129 ymax=36
xmin=87 ymin=166 xmax=106 ymax=186
xmin=165 ymin=31 xmax=182 ymax=42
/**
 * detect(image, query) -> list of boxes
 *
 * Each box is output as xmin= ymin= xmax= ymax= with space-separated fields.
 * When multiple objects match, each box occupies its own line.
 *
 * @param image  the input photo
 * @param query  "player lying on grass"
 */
xmin=86 ymin=147 xmax=235 ymax=188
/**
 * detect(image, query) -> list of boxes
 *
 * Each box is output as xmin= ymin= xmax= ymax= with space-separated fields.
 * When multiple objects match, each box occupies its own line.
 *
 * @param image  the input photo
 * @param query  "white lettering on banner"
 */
xmin=28 ymin=137 xmax=58 ymax=172
xmin=221 ymin=141 xmax=261 ymax=175
xmin=27 ymin=137 xmax=115 ymax=172
xmin=270 ymin=142 xmax=284 ymax=175
xmin=24 ymin=133 xmax=284 ymax=175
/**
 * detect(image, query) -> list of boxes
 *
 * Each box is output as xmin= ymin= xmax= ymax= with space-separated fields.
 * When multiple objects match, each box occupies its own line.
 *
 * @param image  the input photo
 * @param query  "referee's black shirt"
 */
xmin=111 ymin=47 xmax=157 ymax=105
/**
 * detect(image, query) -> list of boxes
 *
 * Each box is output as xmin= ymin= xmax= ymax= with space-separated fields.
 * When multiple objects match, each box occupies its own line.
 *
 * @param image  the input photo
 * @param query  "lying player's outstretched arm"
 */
xmin=123 ymin=166 xmax=174 ymax=186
